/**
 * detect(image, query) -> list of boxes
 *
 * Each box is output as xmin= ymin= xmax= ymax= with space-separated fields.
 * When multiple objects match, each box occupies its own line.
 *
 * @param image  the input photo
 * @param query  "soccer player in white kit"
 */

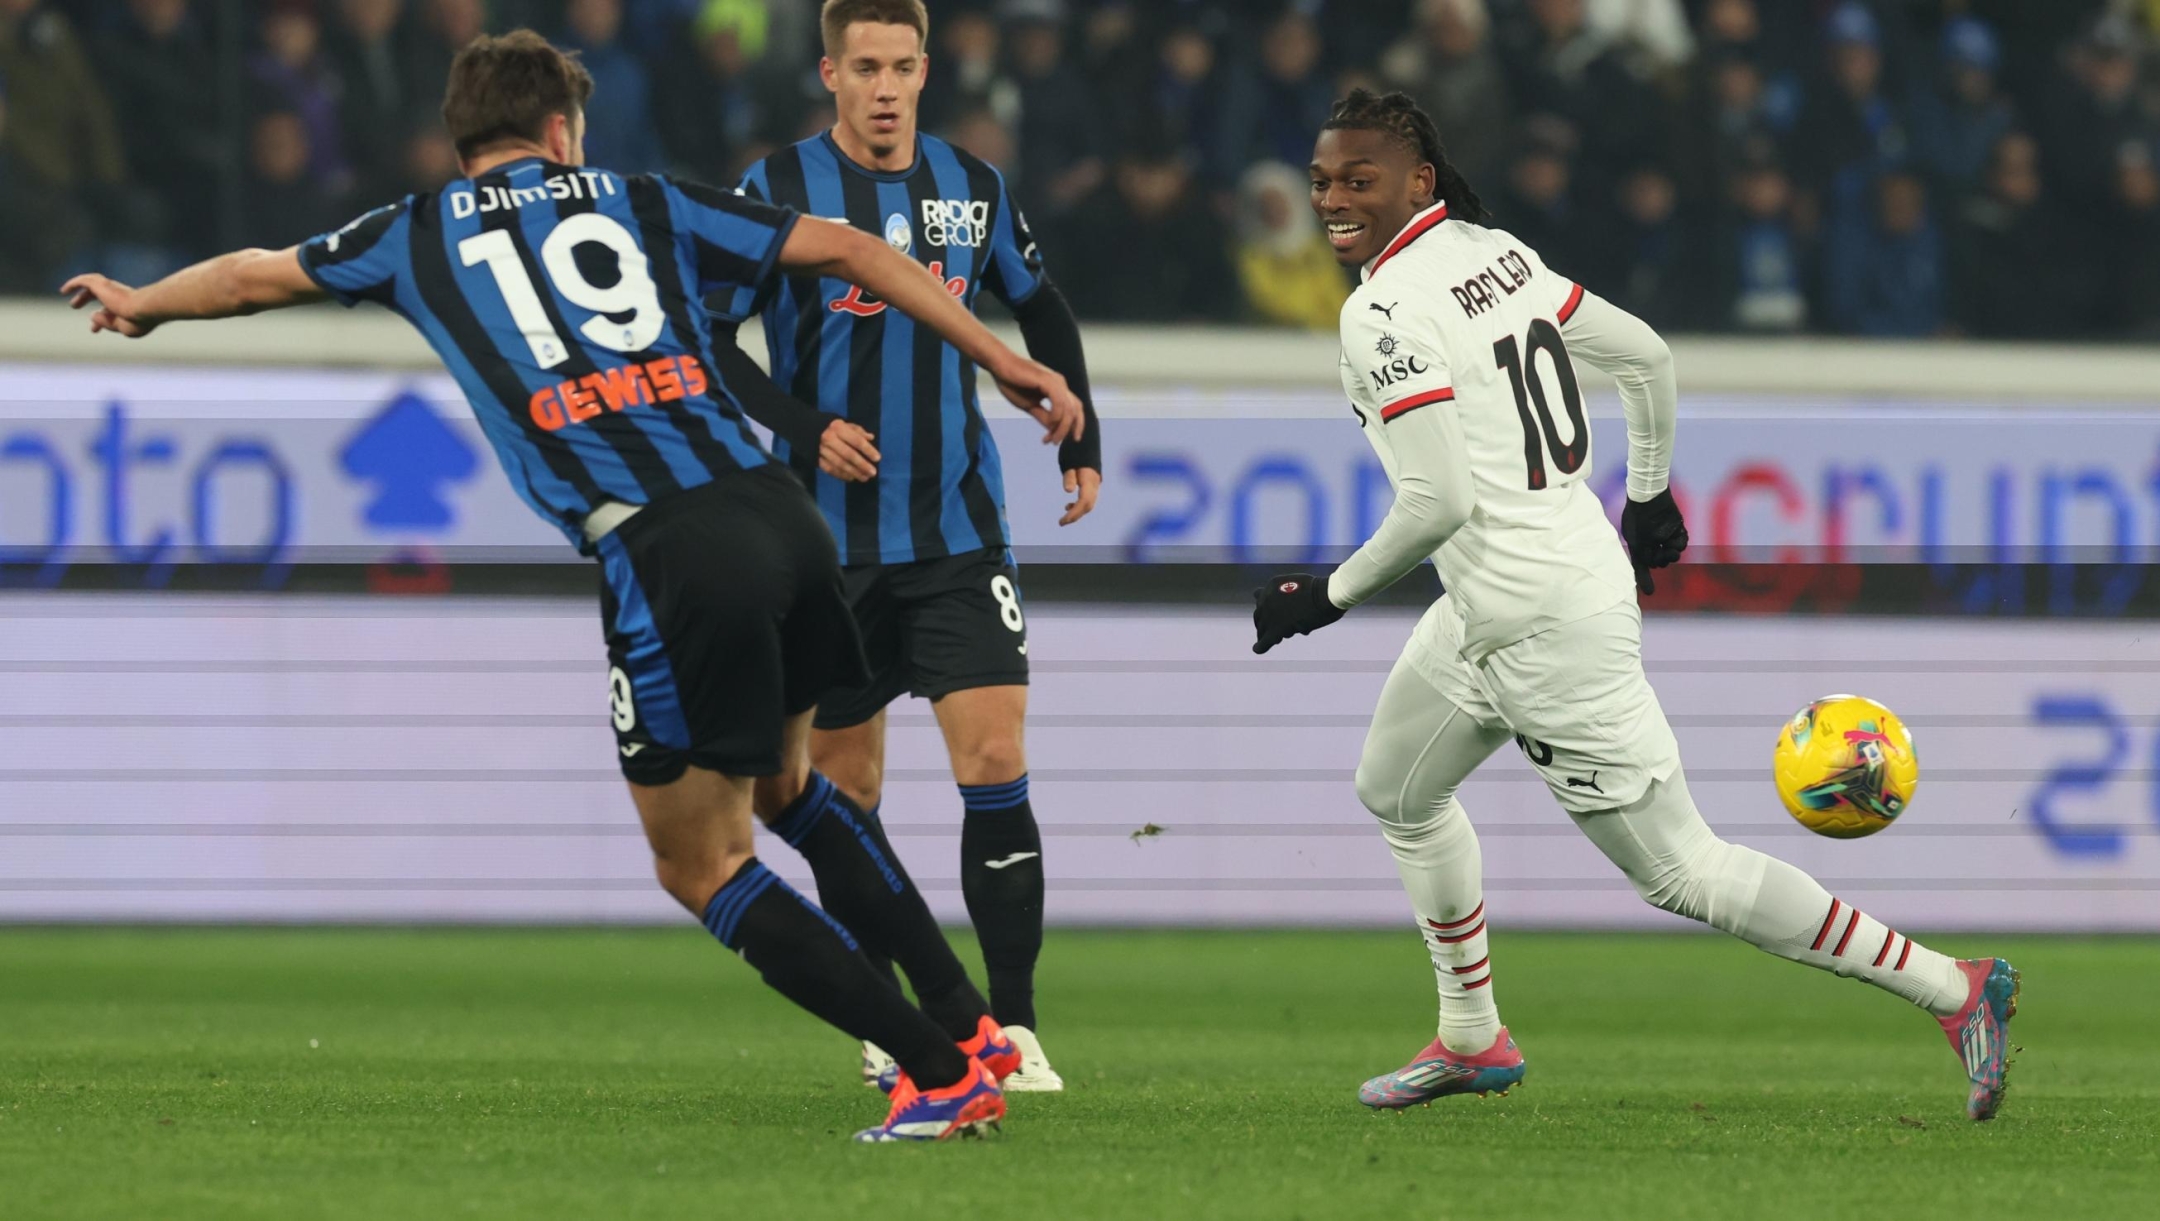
xmin=1252 ymin=90 xmax=2020 ymax=1121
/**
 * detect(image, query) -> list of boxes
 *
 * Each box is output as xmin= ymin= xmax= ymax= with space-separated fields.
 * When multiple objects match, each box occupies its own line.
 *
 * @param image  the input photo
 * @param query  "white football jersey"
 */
xmin=1336 ymin=203 xmax=1640 ymax=660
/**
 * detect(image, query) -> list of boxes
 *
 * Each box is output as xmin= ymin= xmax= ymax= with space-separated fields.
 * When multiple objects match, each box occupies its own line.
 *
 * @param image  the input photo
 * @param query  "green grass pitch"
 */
xmin=3 ymin=928 xmax=2154 ymax=1220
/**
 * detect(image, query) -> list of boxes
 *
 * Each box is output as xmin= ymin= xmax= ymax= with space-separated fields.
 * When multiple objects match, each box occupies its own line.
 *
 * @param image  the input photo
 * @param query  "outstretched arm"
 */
xmin=62 ymin=248 xmax=325 ymax=338
xmin=776 ymin=217 xmax=1084 ymax=446
xmin=1326 ymin=402 xmax=1479 ymax=609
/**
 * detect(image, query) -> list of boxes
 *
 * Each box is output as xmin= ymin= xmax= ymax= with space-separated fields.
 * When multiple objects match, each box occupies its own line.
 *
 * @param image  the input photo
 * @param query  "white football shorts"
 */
xmin=1401 ymin=596 xmax=1682 ymax=815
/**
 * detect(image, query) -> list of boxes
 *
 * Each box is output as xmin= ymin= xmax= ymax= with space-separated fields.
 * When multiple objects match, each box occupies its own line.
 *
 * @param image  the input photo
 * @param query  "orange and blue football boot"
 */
xmin=873 ymin=1014 xmax=1021 ymax=1093
xmin=1938 ymin=957 xmax=2019 ymax=1121
xmin=853 ymin=1057 xmax=1005 ymax=1142
xmin=960 ymin=1014 xmax=1022 ymax=1082
xmin=1358 ymin=1027 xmax=1526 ymax=1109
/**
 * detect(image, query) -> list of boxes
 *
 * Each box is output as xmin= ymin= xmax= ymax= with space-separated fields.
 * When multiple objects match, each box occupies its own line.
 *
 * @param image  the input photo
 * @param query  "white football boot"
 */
xmin=860 ymin=1040 xmax=897 ymax=1088
xmin=998 ymin=1025 xmax=1065 ymax=1092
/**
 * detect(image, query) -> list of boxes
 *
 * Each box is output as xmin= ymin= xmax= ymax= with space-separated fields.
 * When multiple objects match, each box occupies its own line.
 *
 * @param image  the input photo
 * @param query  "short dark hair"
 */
xmin=441 ymin=30 xmax=594 ymax=159
xmin=820 ymin=0 xmax=929 ymax=58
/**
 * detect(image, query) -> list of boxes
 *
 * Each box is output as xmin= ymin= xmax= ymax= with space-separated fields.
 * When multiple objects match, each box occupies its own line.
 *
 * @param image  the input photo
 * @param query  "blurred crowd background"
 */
xmin=5 ymin=0 xmax=2160 ymax=339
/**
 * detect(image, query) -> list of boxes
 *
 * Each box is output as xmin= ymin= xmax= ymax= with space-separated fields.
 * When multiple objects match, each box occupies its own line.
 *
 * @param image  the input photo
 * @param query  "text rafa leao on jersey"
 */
xmin=1450 ymin=248 xmax=1537 ymax=318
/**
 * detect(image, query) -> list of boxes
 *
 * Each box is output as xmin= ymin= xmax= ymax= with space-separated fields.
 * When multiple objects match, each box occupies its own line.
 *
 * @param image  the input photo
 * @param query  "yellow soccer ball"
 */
xmin=1772 ymin=695 xmax=1919 ymax=838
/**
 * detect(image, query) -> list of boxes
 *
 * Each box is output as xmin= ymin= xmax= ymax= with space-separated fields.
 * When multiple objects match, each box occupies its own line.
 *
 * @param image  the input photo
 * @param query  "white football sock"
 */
xmin=1572 ymin=773 xmax=1969 ymax=1016
xmin=1379 ymin=799 xmax=1501 ymax=1053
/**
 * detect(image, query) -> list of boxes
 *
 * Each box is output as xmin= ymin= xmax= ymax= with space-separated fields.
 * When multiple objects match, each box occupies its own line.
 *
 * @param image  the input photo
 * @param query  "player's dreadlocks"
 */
xmin=1321 ymin=89 xmax=1491 ymax=225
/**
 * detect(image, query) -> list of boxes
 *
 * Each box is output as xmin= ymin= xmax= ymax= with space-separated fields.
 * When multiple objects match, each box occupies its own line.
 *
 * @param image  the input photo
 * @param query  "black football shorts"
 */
xmin=812 ymin=547 xmax=1032 ymax=731
xmin=597 ymin=464 xmax=867 ymax=784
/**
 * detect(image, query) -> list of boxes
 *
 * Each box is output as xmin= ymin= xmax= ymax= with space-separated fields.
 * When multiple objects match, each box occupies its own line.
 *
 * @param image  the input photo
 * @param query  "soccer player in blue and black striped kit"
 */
xmin=709 ymin=0 xmax=1100 ymax=1090
xmin=60 ymin=30 xmax=1085 ymax=1142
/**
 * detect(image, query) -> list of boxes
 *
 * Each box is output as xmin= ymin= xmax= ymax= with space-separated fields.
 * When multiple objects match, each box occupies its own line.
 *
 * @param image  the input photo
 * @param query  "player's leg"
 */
xmin=1350 ymin=606 xmax=1528 ymax=1108
xmin=629 ymin=757 xmax=976 ymax=1091
xmin=754 ymin=712 xmax=1015 ymax=1078
xmin=807 ymin=571 xmax=909 ymax=1083
xmin=907 ymin=548 xmax=1058 ymax=1087
xmin=929 ymin=684 xmax=1039 ymax=1014
xmin=1497 ymin=606 xmax=2018 ymax=1119
xmin=1354 ymin=643 xmax=1513 ymax=1053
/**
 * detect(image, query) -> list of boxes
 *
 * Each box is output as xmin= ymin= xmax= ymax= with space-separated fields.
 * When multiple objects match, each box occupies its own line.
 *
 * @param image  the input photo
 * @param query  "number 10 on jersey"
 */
xmin=1494 ymin=318 xmax=1588 ymax=491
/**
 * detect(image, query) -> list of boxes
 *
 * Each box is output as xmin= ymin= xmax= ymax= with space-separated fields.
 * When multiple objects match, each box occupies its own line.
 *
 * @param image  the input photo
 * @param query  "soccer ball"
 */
xmin=1771 ymin=695 xmax=1918 ymax=839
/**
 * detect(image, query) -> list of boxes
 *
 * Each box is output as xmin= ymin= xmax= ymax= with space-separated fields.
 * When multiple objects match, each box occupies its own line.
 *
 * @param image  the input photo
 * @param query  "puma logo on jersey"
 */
xmin=1565 ymin=771 xmax=1603 ymax=793
xmin=1369 ymin=301 xmax=1397 ymax=320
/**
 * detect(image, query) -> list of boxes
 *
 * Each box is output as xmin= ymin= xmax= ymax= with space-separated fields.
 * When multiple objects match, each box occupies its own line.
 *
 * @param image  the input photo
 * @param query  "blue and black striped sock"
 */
xmin=768 ymin=774 xmax=987 ymax=1040
xmin=699 ymin=857 xmax=966 ymax=1089
xmin=959 ymin=774 xmax=1045 ymax=1030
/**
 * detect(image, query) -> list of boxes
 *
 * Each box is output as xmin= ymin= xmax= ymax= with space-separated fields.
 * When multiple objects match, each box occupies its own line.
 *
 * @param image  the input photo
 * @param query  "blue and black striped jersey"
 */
xmin=299 ymin=157 xmax=797 ymax=550
xmin=715 ymin=132 xmax=1046 ymax=567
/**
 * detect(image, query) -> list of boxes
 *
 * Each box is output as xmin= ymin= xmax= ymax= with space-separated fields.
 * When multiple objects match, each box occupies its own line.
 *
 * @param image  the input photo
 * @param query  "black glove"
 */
xmin=1619 ymin=488 xmax=1689 ymax=594
xmin=1252 ymin=572 xmax=1346 ymax=654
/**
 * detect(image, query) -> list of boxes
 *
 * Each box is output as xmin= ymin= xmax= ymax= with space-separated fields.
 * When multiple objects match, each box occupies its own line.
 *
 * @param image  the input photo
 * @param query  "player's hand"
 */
xmin=1058 ymin=466 xmax=1101 ymax=526
xmin=1251 ymin=572 xmax=1346 ymax=654
xmin=991 ymin=355 xmax=1085 ymax=446
xmin=817 ymin=419 xmax=880 ymax=482
xmin=61 ymin=274 xmax=158 ymax=338
xmin=1620 ymin=488 xmax=1688 ymax=595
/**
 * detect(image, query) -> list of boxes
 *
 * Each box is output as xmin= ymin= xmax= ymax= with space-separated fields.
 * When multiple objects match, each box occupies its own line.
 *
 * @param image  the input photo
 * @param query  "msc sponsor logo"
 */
xmin=528 ymin=355 xmax=710 ymax=432
xmin=1370 ymin=353 xmax=1430 ymax=390
xmin=920 ymin=198 xmax=991 ymax=249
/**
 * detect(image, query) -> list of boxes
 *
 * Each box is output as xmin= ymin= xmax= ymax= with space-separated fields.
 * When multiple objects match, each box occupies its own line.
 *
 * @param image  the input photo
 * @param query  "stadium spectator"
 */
xmin=1686 ymin=52 xmax=1781 ymax=202
xmin=1584 ymin=0 xmax=1694 ymax=78
xmin=944 ymin=107 xmax=1017 ymax=179
xmin=0 ymin=0 xmax=127 ymax=279
xmin=1496 ymin=0 xmax=1660 ymax=188
xmin=1066 ymin=139 xmax=1237 ymax=323
xmin=0 ymin=69 xmax=37 ymax=291
xmin=1075 ymin=1 xmax=1149 ymax=154
xmin=1715 ymin=149 xmax=1807 ymax=332
xmin=654 ymin=0 xmax=777 ymax=187
xmin=324 ymin=0 xmax=423 ymax=203
xmin=1379 ymin=0 xmax=1513 ymax=189
xmin=239 ymin=109 xmax=343 ymax=250
xmin=921 ymin=9 xmax=1017 ymax=137
xmin=561 ymin=0 xmax=664 ymax=174
xmin=1220 ymin=10 xmax=1338 ymax=175
xmin=95 ymin=0 xmax=223 ymax=258
xmin=1951 ymin=131 xmax=2088 ymax=340
xmin=1492 ymin=116 xmax=1587 ymax=276
xmin=1824 ymin=169 xmax=1944 ymax=338
xmin=2108 ymin=139 xmax=2160 ymax=336
xmin=2040 ymin=14 xmax=2159 ymax=223
xmin=407 ymin=0 xmax=489 ymax=106
xmin=1590 ymin=164 xmax=1696 ymax=332
xmin=1794 ymin=2 xmax=1907 ymax=214
xmin=1231 ymin=160 xmax=1350 ymax=331
xmin=1907 ymin=16 xmax=2015 ymax=196
xmin=249 ymin=0 xmax=354 ymax=198
xmin=1004 ymin=1 xmax=1105 ymax=224
xmin=1151 ymin=22 xmax=1227 ymax=181
xmin=398 ymin=118 xmax=459 ymax=193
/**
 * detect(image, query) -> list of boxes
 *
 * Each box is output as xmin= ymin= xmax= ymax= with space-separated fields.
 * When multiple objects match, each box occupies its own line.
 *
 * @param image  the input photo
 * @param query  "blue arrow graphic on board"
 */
xmin=339 ymin=391 xmax=478 ymax=531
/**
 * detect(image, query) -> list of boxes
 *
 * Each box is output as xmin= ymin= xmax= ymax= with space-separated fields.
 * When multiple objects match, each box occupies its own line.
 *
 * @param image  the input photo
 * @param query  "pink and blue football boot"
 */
xmin=853 ymin=1057 xmax=1005 ymax=1142
xmin=1358 ymin=1027 xmax=1526 ymax=1109
xmin=1938 ymin=957 xmax=2020 ymax=1121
